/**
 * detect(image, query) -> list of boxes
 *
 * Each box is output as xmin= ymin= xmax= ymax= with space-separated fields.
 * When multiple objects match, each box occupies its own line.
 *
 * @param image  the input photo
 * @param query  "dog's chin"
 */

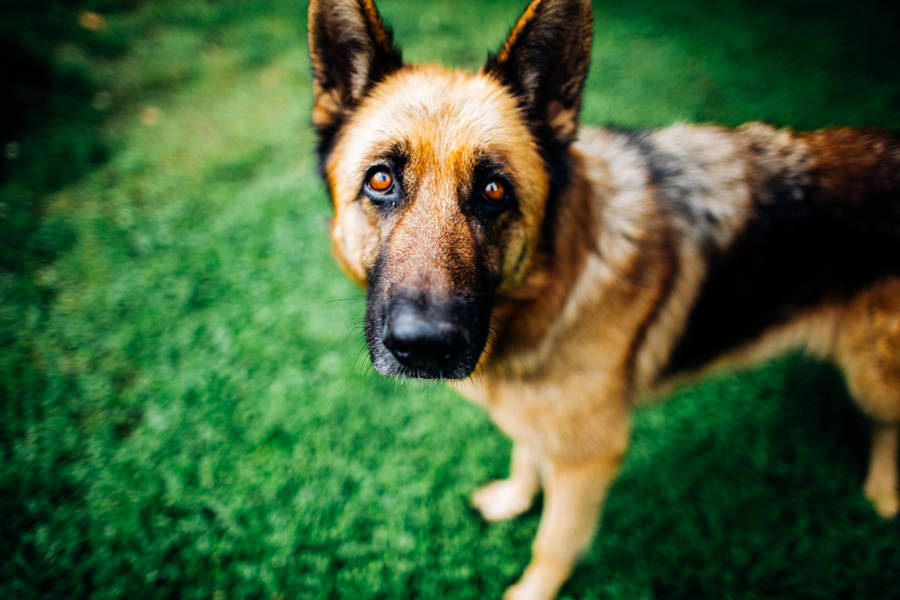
xmin=369 ymin=341 xmax=480 ymax=380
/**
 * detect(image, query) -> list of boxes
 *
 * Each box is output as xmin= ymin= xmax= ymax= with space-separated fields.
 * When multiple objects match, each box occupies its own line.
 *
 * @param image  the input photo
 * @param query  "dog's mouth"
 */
xmin=365 ymin=293 xmax=490 ymax=380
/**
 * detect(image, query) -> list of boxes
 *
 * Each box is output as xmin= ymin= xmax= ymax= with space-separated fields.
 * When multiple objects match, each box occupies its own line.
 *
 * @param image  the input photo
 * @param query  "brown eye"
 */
xmin=368 ymin=168 xmax=393 ymax=192
xmin=483 ymin=179 xmax=506 ymax=203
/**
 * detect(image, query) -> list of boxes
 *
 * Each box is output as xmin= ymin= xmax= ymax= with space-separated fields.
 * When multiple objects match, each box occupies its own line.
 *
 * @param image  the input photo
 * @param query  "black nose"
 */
xmin=382 ymin=300 xmax=469 ymax=372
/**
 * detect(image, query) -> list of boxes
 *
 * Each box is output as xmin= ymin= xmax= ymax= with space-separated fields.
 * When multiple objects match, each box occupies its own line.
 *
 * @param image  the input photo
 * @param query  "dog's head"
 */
xmin=309 ymin=0 xmax=592 ymax=379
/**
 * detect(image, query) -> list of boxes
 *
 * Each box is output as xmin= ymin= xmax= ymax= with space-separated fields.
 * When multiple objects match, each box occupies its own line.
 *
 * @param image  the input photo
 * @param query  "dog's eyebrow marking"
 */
xmin=472 ymin=152 xmax=517 ymax=185
xmin=366 ymin=142 xmax=409 ymax=170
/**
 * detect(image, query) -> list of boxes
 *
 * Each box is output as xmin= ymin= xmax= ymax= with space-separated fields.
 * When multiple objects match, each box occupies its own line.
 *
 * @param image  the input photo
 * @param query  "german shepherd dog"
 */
xmin=308 ymin=0 xmax=900 ymax=597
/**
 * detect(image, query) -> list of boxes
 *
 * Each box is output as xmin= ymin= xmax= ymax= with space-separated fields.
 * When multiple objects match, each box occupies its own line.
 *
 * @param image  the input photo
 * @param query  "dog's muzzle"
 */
xmin=366 ymin=291 xmax=486 ymax=380
xmin=382 ymin=298 xmax=470 ymax=373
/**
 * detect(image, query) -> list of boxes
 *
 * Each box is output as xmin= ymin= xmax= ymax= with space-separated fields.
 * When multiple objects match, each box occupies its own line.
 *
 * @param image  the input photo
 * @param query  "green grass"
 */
xmin=2 ymin=0 xmax=899 ymax=598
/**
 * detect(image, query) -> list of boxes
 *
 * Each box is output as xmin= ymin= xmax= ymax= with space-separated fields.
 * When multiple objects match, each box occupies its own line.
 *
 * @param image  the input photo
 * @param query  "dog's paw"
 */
xmin=471 ymin=479 xmax=535 ymax=522
xmin=503 ymin=579 xmax=546 ymax=600
xmin=865 ymin=485 xmax=899 ymax=519
xmin=503 ymin=581 xmax=534 ymax=600
xmin=502 ymin=564 xmax=566 ymax=600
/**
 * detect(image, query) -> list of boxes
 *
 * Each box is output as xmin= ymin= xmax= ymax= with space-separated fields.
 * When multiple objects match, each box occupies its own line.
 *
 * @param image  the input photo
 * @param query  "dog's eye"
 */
xmin=362 ymin=165 xmax=402 ymax=210
xmin=483 ymin=179 xmax=506 ymax=204
xmin=367 ymin=168 xmax=393 ymax=193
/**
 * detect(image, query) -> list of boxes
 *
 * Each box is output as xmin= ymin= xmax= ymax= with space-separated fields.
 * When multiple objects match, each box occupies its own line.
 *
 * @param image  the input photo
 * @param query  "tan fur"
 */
xmin=309 ymin=2 xmax=900 ymax=599
xmin=835 ymin=280 xmax=900 ymax=520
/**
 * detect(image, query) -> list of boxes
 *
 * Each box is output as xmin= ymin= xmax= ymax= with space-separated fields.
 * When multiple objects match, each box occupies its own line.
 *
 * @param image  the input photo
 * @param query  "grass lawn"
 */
xmin=2 ymin=0 xmax=899 ymax=598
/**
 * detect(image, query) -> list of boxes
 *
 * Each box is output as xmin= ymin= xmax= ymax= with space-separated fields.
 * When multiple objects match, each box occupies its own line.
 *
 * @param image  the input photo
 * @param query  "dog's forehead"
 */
xmin=328 ymin=66 xmax=543 ymax=204
xmin=366 ymin=67 xmax=527 ymax=154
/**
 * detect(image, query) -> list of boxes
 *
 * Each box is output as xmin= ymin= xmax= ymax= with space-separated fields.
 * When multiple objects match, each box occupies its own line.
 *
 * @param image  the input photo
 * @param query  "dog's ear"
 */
xmin=484 ymin=0 xmax=592 ymax=146
xmin=308 ymin=0 xmax=403 ymax=165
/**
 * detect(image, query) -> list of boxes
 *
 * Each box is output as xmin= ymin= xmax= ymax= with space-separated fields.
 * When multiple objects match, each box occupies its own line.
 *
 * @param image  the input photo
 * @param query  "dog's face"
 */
xmin=309 ymin=0 xmax=593 ymax=379
xmin=328 ymin=69 xmax=549 ymax=378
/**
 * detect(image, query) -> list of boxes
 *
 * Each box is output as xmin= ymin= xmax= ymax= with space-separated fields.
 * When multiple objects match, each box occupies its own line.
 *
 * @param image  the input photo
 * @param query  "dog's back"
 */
xmin=581 ymin=123 xmax=900 ymax=379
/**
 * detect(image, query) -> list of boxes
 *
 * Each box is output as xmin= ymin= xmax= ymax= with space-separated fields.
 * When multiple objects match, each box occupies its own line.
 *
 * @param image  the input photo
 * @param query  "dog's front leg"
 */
xmin=472 ymin=443 xmax=541 ymax=521
xmin=504 ymin=452 xmax=623 ymax=600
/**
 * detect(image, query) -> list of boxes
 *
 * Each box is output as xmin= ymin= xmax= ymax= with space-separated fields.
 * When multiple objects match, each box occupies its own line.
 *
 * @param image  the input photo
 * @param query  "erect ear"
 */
xmin=308 ymin=0 xmax=403 ymax=165
xmin=484 ymin=0 xmax=592 ymax=147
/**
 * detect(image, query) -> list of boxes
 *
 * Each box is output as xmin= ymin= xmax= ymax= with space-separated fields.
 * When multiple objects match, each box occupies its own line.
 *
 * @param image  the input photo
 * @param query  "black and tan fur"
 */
xmin=308 ymin=1 xmax=900 ymax=598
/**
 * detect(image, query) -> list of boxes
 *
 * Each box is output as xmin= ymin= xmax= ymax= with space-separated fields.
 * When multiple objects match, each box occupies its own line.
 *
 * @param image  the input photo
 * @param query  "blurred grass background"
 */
xmin=2 ymin=0 xmax=899 ymax=598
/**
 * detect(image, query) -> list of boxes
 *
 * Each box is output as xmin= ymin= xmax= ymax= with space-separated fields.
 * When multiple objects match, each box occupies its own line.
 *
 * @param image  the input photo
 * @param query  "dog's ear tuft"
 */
xmin=484 ymin=0 xmax=592 ymax=147
xmin=308 ymin=0 xmax=403 ymax=166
